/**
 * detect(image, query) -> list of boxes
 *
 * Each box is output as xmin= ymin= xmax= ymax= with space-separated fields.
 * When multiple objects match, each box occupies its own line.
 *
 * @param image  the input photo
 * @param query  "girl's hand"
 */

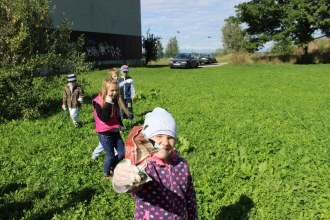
xmin=105 ymin=95 xmax=113 ymax=103
xmin=112 ymin=160 xmax=139 ymax=193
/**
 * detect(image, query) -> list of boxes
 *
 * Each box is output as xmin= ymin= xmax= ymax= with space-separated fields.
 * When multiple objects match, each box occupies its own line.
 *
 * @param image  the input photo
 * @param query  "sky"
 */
xmin=141 ymin=0 xmax=250 ymax=53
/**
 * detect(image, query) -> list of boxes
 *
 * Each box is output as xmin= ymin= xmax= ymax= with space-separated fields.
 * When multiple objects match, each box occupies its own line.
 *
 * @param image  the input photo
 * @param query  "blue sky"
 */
xmin=141 ymin=0 xmax=250 ymax=53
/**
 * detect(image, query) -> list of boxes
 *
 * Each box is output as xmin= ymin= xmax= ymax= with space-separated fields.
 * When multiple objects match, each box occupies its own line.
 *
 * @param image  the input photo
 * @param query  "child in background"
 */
xmin=112 ymin=107 xmax=198 ymax=219
xmin=118 ymin=65 xmax=135 ymax=120
xmin=109 ymin=67 xmax=118 ymax=81
xmin=62 ymin=73 xmax=84 ymax=128
xmin=92 ymin=68 xmax=122 ymax=160
xmin=92 ymin=78 xmax=129 ymax=178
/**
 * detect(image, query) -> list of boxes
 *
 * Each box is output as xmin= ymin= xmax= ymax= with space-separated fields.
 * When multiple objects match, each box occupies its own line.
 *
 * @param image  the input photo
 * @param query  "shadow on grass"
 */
xmin=0 ymin=182 xmax=46 ymax=220
xmin=216 ymin=195 xmax=254 ymax=220
xmin=0 ymin=183 xmax=97 ymax=220
xmin=31 ymin=188 xmax=97 ymax=219
xmin=0 ymin=201 xmax=33 ymax=219
xmin=0 ymin=183 xmax=27 ymax=196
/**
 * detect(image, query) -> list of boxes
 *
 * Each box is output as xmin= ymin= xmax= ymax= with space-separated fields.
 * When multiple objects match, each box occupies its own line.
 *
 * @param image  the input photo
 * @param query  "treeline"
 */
xmin=220 ymin=0 xmax=330 ymax=62
xmin=218 ymin=37 xmax=330 ymax=64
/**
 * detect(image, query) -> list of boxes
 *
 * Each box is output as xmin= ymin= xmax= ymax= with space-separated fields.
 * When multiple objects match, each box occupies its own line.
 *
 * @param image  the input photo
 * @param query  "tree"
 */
xmin=165 ymin=37 xmax=179 ymax=58
xmin=317 ymin=2 xmax=330 ymax=36
xmin=271 ymin=38 xmax=294 ymax=55
xmin=0 ymin=0 xmax=91 ymax=121
xmin=222 ymin=16 xmax=245 ymax=53
xmin=0 ymin=0 xmax=53 ymax=66
xmin=156 ymin=41 xmax=164 ymax=59
xmin=235 ymin=0 xmax=330 ymax=55
xmin=142 ymin=29 xmax=162 ymax=65
xmin=0 ymin=0 xmax=89 ymax=72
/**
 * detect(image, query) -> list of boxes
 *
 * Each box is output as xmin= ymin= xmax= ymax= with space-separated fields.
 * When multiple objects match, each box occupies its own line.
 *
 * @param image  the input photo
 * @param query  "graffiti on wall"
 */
xmin=85 ymin=39 xmax=121 ymax=59
xmin=70 ymin=30 xmax=141 ymax=61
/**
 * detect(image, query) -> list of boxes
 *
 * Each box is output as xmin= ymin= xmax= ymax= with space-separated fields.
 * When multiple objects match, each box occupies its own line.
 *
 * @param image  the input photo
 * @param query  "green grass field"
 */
xmin=1 ymin=64 xmax=329 ymax=219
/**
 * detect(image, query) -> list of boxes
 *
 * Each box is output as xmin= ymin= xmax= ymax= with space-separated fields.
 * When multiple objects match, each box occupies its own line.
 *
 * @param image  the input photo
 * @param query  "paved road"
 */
xmin=199 ymin=62 xmax=228 ymax=68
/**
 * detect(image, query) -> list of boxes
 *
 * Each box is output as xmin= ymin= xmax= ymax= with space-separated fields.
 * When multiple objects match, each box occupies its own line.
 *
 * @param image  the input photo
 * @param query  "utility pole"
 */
xmin=177 ymin=31 xmax=180 ymax=49
xmin=208 ymin=36 xmax=211 ymax=53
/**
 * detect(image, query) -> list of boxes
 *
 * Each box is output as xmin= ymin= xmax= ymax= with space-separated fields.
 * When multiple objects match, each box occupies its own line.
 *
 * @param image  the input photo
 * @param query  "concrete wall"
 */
xmin=50 ymin=0 xmax=142 ymax=65
xmin=51 ymin=0 xmax=141 ymax=36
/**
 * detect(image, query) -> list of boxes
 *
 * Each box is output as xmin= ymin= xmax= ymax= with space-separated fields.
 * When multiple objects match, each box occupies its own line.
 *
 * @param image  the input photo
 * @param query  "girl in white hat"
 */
xmin=112 ymin=107 xmax=198 ymax=219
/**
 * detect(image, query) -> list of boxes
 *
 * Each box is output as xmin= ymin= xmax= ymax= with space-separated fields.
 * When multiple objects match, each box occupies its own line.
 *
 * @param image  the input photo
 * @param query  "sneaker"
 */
xmin=103 ymin=171 xmax=114 ymax=180
xmin=74 ymin=122 xmax=82 ymax=128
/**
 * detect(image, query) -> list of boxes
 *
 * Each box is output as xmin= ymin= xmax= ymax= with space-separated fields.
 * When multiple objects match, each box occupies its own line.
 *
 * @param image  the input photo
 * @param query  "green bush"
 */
xmin=0 ymin=0 xmax=92 ymax=122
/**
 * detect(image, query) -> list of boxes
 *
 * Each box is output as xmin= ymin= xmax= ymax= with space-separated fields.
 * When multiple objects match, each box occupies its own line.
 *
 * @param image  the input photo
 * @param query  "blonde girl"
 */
xmin=92 ymin=78 xmax=129 ymax=178
xmin=91 ymin=69 xmax=122 ymax=160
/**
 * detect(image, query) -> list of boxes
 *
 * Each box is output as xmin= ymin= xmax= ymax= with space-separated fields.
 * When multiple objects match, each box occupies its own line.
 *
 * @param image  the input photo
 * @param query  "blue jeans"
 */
xmin=98 ymin=132 xmax=125 ymax=176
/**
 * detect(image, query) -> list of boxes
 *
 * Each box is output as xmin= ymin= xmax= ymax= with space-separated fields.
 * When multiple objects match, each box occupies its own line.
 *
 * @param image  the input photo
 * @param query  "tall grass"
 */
xmin=1 ymin=64 xmax=329 ymax=219
xmin=210 ymin=37 xmax=330 ymax=64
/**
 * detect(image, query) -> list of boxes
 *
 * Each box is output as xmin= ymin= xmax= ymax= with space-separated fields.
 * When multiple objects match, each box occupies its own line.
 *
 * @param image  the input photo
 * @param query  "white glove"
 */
xmin=112 ymin=160 xmax=139 ymax=193
xmin=62 ymin=105 xmax=67 ymax=111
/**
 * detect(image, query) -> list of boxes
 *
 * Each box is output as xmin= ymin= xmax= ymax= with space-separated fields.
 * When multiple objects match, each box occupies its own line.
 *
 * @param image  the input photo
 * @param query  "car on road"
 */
xmin=169 ymin=53 xmax=199 ymax=69
xmin=198 ymin=53 xmax=217 ymax=64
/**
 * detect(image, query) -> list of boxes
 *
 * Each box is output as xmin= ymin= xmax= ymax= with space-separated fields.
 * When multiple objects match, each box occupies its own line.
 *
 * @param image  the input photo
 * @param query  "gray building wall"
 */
xmin=50 ymin=0 xmax=142 ymax=66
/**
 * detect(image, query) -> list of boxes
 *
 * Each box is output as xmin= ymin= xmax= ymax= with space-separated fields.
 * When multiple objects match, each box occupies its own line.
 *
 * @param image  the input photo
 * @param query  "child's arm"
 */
xmin=119 ymin=78 xmax=132 ymax=87
xmin=93 ymin=101 xmax=114 ymax=122
xmin=78 ymin=86 xmax=84 ymax=103
xmin=186 ymin=170 xmax=198 ymax=219
xmin=130 ymin=81 xmax=136 ymax=100
xmin=112 ymin=160 xmax=139 ymax=193
xmin=119 ymin=79 xmax=125 ymax=87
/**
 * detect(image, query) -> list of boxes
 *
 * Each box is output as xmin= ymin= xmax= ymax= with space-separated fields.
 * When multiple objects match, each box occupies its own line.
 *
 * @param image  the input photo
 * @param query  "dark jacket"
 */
xmin=118 ymin=76 xmax=136 ymax=100
xmin=133 ymin=151 xmax=198 ymax=220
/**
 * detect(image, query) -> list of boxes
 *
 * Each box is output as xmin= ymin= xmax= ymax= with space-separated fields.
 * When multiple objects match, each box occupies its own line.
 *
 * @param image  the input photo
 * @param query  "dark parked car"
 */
xmin=169 ymin=53 xmax=199 ymax=69
xmin=199 ymin=53 xmax=217 ymax=64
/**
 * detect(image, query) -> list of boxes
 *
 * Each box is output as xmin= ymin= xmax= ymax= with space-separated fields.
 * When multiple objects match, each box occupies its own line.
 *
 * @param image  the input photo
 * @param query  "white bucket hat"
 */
xmin=142 ymin=107 xmax=177 ymax=139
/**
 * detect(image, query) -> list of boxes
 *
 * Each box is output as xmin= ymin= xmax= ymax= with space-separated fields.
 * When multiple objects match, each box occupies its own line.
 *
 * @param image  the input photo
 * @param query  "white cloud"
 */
xmin=141 ymin=0 xmax=250 ymax=53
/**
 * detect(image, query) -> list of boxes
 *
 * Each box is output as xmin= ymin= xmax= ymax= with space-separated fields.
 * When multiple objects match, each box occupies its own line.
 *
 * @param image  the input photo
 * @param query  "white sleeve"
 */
xmin=119 ymin=81 xmax=125 ymax=87
xmin=130 ymin=81 xmax=136 ymax=98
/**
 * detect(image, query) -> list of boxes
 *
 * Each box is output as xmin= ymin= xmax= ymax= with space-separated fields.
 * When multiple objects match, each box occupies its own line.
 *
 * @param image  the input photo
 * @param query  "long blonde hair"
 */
xmin=98 ymin=77 xmax=129 ymax=116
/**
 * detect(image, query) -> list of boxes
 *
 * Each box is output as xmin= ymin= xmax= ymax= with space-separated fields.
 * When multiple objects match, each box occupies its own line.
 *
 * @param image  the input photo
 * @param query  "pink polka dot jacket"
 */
xmin=133 ymin=151 xmax=198 ymax=220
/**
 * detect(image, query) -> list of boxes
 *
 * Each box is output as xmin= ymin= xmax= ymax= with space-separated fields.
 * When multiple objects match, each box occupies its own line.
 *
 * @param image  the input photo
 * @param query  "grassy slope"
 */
xmin=1 ymin=64 xmax=329 ymax=219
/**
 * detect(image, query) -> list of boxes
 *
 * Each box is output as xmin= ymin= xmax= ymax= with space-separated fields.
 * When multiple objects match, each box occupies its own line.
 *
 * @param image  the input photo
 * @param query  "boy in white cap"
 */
xmin=62 ymin=73 xmax=84 ymax=128
xmin=118 ymin=65 xmax=136 ymax=120
xmin=112 ymin=107 xmax=198 ymax=219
